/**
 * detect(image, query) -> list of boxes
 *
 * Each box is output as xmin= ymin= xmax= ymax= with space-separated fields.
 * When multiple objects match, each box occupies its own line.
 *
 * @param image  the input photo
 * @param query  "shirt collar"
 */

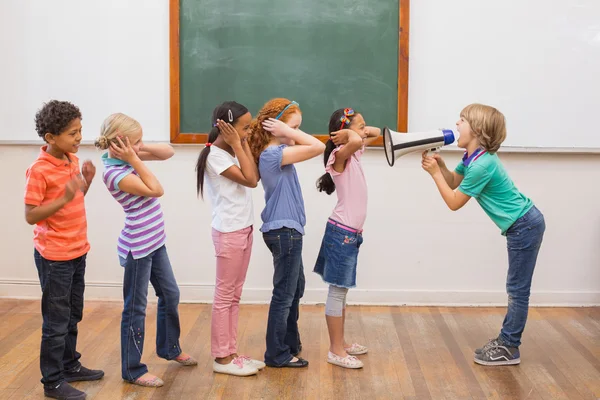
xmin=101 ymin=152 xmax=129 ymax=166
xmin=38 ymin=145 xmax=77 ymax=167
xmin=462 ymin=148 xmax=486 ymax=167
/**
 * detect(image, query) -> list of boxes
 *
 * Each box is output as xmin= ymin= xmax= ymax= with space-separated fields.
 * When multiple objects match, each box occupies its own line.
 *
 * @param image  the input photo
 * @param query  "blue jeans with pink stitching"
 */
xmin=120 ymin=245 xmax=182 ymax=381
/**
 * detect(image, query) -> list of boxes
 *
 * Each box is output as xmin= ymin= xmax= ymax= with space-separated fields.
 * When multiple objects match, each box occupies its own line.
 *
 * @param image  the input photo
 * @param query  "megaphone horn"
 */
xmin=383 ymin=127 xmax=456 ymax=167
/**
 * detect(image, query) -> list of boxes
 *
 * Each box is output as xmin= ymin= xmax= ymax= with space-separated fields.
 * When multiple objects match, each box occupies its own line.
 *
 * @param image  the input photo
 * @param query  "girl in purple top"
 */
xmin=95 ymin=113 xmax=197 ymax=387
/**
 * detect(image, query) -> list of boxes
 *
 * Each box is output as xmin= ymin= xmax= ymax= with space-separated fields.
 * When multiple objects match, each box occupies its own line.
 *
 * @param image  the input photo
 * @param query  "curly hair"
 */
xmin=248 ymin=98 xmax=301 ymax=163
xmin=460 ymin=103 xmax=507 ymax=153
xmin=35 ymin=100 xmax=82 ymax=141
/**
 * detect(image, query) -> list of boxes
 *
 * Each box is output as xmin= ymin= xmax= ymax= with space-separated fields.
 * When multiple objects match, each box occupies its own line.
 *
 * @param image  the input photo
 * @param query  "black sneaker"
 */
xmin=64 ymin=365 xmax=104 ymax=382
xmin=44 ymin=382 xmax=86 ymax=400
xmin=474 ymin=345 xmax=520 ymax=366
xmin=474 ymin=337 xmax=502 ymax=355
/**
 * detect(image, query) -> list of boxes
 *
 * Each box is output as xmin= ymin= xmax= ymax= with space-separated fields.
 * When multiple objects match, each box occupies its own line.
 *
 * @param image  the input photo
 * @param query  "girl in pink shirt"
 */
xmin=314 ymin=108 xmax=380 ymax=369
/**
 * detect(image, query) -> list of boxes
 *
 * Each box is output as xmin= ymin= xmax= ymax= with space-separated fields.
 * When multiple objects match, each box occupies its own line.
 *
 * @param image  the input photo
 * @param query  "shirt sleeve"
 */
xmin=208 ymin=150 xmax=235 ymax=175
xmin=24 ymin=166 xmax=46 ymax=206
xmin=325 ymin=147 xmax=344 ymax=177
xmin=104 ymin=166 xmax=133 ymax=191
xmin=458 ymin=164 xmax=492 ymax=198
xmin=259 ymin=145 xmax=285 ymax=174
xmin=455 ymin=161 xmax=466 ymax=176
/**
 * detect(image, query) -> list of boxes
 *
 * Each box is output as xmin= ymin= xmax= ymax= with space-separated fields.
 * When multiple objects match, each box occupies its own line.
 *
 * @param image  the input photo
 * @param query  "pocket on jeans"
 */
xmin=47 ymin=261 xmax=72 ymax=299
xmin=263 ymin=234 xmax=282 ymax=259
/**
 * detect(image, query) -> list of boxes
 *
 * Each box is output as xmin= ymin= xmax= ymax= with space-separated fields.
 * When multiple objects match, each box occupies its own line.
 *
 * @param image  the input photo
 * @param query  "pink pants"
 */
xmin=211 ymin=226 xmax=253 ymax=358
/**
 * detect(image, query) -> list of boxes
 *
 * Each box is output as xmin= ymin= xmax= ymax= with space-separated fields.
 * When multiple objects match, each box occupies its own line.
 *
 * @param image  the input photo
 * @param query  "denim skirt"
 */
xmin=313 ymin=220 xmax=363 ymax=288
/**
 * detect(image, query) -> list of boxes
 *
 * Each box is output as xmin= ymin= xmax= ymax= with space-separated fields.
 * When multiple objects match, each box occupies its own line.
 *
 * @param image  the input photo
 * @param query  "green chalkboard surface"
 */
xmin=171 ymin=0 xmax=404 ymax=143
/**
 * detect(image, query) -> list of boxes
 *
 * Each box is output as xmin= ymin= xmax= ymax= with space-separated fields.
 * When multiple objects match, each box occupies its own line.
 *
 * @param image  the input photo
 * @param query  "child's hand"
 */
xmin=422 ymin=155 xmax=441 ymax=176
xmin=63 ymin=177 xmax=84 ymax=202
xmin=110 ymin=136 xmax=140 ymax=164
xmin=81 ymin=160 xmax=96 ymax=184
xmin=422 ymin=151 xmax=447 ymax=169
xmin=262 ymin=118 xmax=293 ymax=138
xmin=216 ymin=119 xmax=241 ymax=147
xmin=330 ymin=129 xmax=351 ymax=146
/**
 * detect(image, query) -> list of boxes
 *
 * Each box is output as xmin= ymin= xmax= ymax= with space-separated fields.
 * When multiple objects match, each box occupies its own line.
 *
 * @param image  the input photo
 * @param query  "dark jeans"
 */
xmin=499 ymin=206 xmax=546 ymax=348
xmin=120 ymin=245 xmax=182 ymax=381
xmin=34 ymin=249 xmax=86 ymax=389
xmin=263 ymin=228 xmax=305 ymax=366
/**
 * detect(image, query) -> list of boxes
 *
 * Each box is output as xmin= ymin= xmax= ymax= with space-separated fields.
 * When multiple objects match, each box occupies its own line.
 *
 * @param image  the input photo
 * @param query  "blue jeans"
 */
xmin=120 ymin=245 xmax=182 ymax=381
xmin=263 ymin=228 xmax=305 ymax=366
xmin=499 ymin=206 xmax=545 ymax=348
xmin=34 ymin=249 xmax=86 ymax=389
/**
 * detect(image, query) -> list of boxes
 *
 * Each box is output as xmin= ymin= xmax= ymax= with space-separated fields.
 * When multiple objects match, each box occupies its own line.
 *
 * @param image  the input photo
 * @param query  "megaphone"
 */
xmin=383 ymin=127 xmax=456 ymax=166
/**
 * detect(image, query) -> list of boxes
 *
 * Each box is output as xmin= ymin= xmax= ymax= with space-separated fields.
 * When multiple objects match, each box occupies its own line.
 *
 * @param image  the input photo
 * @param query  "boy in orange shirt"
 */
xmin=24 ymin=100 xmax=104 ymax=400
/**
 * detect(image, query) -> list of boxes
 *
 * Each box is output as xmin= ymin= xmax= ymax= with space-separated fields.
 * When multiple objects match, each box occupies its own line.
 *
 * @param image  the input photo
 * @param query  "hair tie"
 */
xmin=205 ymin=142 xmax=212 ymax=147
xmin=339 ymin=108 xmax=355 ymax=129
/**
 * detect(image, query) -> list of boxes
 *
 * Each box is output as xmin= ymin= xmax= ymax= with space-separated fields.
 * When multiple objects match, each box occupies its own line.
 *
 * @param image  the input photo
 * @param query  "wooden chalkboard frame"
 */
xmin=169 ymin=0 xmax=409 ymax=146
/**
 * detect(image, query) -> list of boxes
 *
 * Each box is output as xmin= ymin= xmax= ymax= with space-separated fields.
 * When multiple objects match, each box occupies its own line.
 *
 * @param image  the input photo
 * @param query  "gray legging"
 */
xmin=325 ymin=285 xmax=348 ymax=317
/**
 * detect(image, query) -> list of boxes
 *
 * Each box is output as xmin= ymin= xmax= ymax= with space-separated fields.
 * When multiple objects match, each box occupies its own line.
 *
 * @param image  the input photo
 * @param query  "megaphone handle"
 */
xmin=426 ymin=147 xmax=440 ymax=157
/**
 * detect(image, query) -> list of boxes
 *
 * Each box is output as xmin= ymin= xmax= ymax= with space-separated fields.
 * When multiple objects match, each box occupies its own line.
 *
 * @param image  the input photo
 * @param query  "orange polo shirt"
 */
xmin=24 ymin=146 xmax=90 ymax=261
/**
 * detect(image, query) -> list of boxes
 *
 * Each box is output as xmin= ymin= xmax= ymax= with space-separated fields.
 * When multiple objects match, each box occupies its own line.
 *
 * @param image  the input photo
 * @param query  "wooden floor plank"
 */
xmin=0 ymin=300 xmax=599 ymax=399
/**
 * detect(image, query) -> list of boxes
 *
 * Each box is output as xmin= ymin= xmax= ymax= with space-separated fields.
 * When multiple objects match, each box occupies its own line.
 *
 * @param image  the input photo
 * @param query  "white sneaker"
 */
xmin=239 ymin=355 xmax=266 ymax=370
xmin=213 ymin=357 xmax=258 ymax=376
xmin=327 ymin=351 xmax=364 ymax=369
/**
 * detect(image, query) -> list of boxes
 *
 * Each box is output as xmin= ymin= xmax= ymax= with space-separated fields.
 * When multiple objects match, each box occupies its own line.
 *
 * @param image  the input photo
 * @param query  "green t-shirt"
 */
xmin=455 ymin=152 xmax=533 ymax=235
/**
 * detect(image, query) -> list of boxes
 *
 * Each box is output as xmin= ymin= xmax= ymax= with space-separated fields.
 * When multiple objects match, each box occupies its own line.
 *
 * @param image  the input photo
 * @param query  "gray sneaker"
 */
xmin=474 ymin=345 xmax=520 ymax=366
xmin=474 ymin=337 xmax=501 ymax=355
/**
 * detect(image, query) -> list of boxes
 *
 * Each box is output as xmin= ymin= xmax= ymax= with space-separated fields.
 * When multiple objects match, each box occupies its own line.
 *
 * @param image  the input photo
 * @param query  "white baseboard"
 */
xmin=1 ymin=279 xmax=599 ymax=307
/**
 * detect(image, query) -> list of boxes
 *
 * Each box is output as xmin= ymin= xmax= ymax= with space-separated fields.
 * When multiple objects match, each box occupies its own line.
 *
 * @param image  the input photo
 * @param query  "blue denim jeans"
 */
xmin=120 ymin=245 xmax=182 ymax=381
xmin=263 ymin=228 xmax=305 ymax=366
xmin=499 ymin=206 xmax=545 ymax=348
xmin=34 ymin=249 xmax=86 ymax=389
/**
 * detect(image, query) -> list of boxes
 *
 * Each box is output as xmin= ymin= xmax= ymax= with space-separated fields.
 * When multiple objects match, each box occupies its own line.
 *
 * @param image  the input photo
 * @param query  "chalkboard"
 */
xmin=170 ymin=0 xmax=409 ymax=144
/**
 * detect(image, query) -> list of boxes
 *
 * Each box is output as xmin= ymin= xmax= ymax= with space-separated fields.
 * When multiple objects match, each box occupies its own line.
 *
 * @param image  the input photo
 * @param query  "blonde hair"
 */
xmin=94 ymin=113 xmax=142 ymax=150
xmin=248 ymin=98 xmax=301 ymax=163
xmin=460 ymin=104 xmax=506 ymax=153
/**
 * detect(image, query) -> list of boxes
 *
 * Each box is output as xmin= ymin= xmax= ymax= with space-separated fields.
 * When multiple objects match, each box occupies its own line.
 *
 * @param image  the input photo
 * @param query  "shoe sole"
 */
xmin=473 ymin=357 xmax=520 ymax=366
xmin=64 ymin=372 xmax=105 ymax=382
xmin=346 ymin=349 xmax=368 ymax=355
xmin=44 ymin=393 xmax=86 ymax=400
xmin=327 ymin=359 xmax=364 ymax=369
xmin=213 ymin=368 xmax=258 ymax=376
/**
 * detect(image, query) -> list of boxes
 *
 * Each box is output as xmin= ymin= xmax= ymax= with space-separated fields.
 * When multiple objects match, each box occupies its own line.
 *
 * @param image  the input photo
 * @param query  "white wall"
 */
xmin=1 ymin=0 xmax=599 ymax=305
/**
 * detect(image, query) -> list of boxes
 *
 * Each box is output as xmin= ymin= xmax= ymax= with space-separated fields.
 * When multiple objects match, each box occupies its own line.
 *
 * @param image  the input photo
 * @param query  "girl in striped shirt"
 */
xmin=95 ymin=113 xmax=197 ymax=388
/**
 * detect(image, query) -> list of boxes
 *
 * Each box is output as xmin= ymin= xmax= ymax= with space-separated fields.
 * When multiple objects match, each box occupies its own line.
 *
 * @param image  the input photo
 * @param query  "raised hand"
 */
xmin=262 ymin=118 xmax=293 ymax=138
xmin=110 ymin=136 xmax=139 ymax=164
xmin=81 ymin=160 xmax=96 ymax=184
xmin=216 ymin=119 xmax=241 ymax=147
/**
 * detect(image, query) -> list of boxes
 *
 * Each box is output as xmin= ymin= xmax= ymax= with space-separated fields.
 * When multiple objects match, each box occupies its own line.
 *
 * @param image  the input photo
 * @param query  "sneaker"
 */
xmin=474 ymin=345 xmax=520 ymax=366
xmin=345 ymin=343 xmax=368 ymax=355
xmin=474 ymin=337 xmax=501 ymax=355
xmin=213 ymin=357 xmax=258 ymax=376
xmin=239 ymin=355 xmax=266 ymax=370
xmin=327 ymin=351 xmax=364 ymax=369
xmin=64 ymin=365 xmax=104 ymax=382
xmin=44 ymin=382 xmax=86 ymax=400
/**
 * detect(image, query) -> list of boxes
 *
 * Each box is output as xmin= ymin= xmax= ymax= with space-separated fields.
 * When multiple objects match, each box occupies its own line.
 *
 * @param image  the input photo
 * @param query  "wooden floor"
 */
xmin=0 ymin=300 xmax=599 ymax=400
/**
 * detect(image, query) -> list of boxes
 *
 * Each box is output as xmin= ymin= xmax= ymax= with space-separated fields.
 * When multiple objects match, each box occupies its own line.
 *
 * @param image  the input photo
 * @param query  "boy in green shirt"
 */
xmin=422 ymin=103 xmax=545 ymax=366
